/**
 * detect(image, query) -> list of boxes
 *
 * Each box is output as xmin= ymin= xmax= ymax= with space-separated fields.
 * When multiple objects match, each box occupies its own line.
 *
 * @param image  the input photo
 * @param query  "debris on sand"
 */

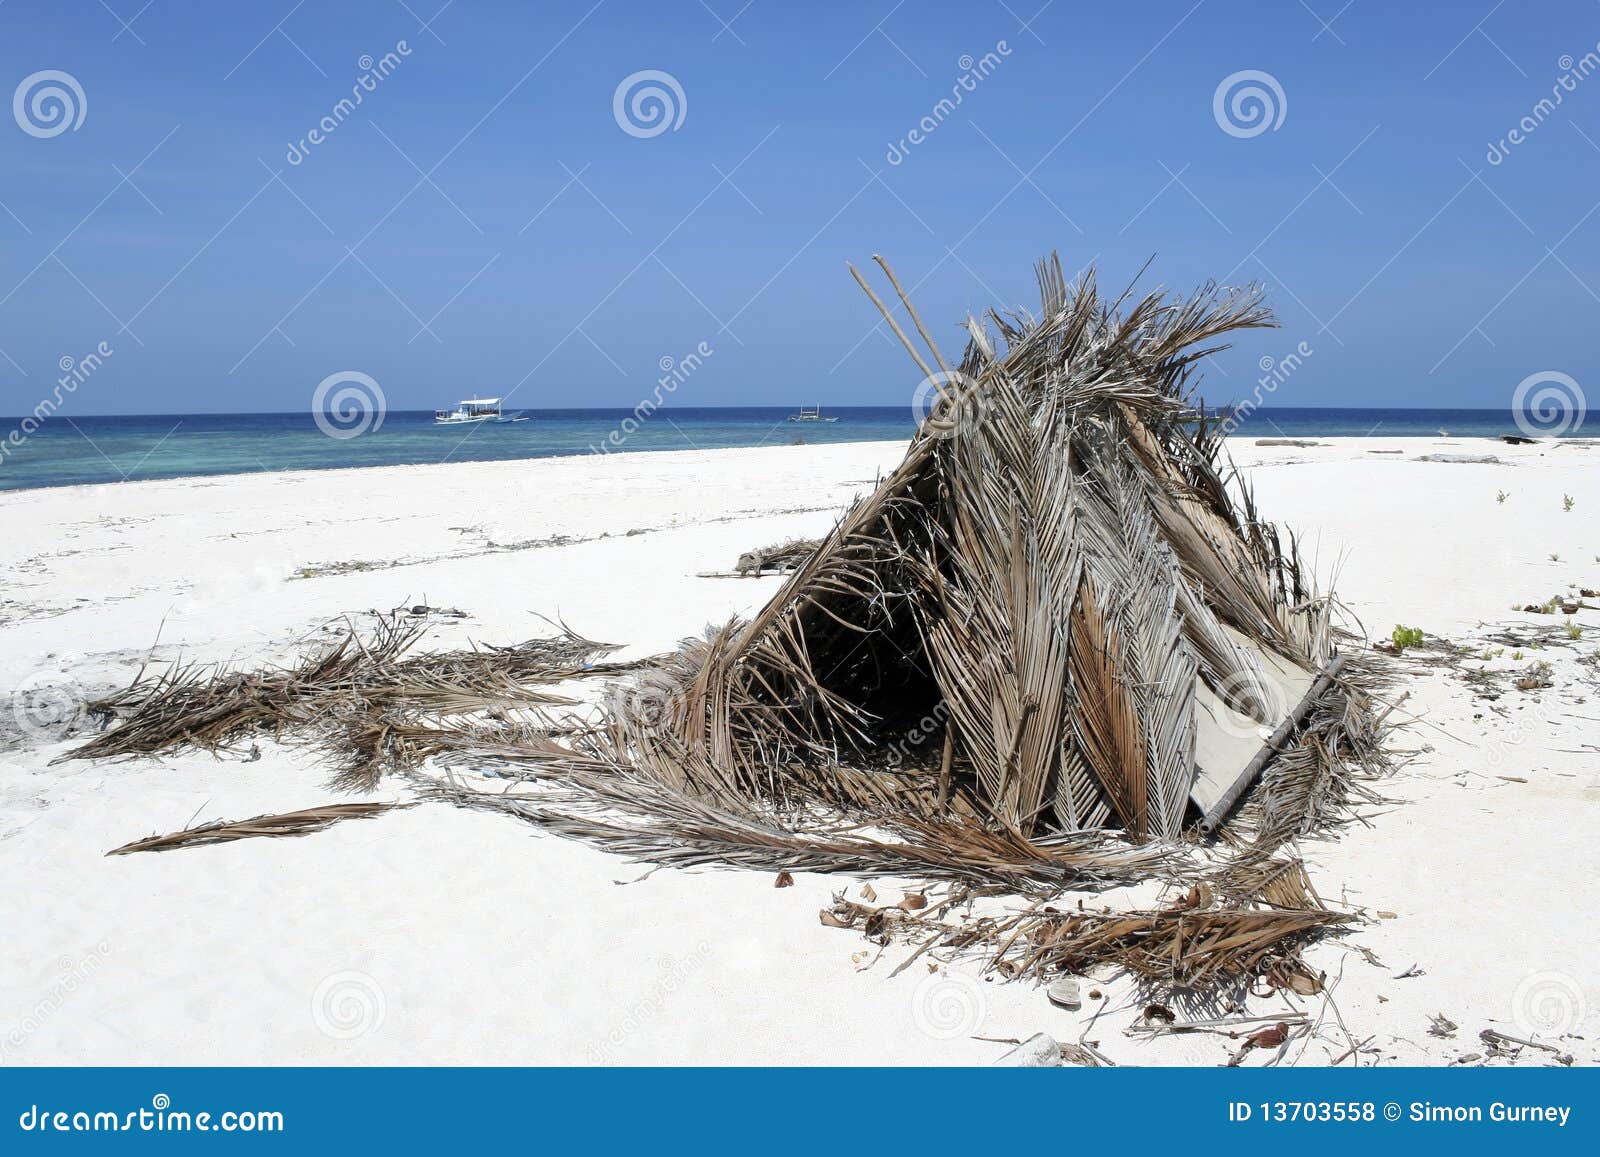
xmin=734 ymin=538 xmax=823 ymax=576
xmin=73 ymin=253 xmax=1393 ymax=1004
xmin=420 ymin=254 xmax=1390 ymax=992
xmin=107 ymin=801 xmax=412 ymax=855
xmin=68 ymin=616 xmax=631 ymax=790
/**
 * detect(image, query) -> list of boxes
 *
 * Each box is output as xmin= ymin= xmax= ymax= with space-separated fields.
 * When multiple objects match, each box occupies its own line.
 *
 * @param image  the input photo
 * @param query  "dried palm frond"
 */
xmin=106 ymin=801 xmax=411 ymax=855
xmin=67 ymin=616 xmax=622 ymax=788
xmin=735 ymin=538 xmax=824 ymax=575
xmin=69 ymin=251 xmax=1396 ymax=997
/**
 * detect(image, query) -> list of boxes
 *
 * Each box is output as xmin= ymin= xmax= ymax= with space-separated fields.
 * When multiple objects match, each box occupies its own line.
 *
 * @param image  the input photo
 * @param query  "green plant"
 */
xmin=1497 ymin=490 xmax=1509 ymax=504
xmin=1563 ymin=494 xmax=1574 ymax=512
xmin=1391 ymin=625 xmax=1424 ymax=652
xmin=1564 ymin=621 xmax=1582 ymax=640
xmin=1512 ymin=650 xmax=1524 ymax=661
xmin=1481 ymin=647 xmax=1505 ymax=661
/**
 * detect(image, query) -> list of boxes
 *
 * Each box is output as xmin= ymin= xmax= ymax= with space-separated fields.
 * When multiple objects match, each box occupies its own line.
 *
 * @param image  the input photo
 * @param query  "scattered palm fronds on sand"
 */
xmin=106 ymin=801 xmax=412 ymax=855
xmin=71 ymin=253 xmax=1394 ymax=997
xmin=402 ymin=254 xmax=1391 ymax=990
xmin=67 ymin=616 xmax=633 ymax=789
xmin=819 ymin=864 xmax=1349 ymax=990
xmin=735 ymin=538 xmax=823 ymax=575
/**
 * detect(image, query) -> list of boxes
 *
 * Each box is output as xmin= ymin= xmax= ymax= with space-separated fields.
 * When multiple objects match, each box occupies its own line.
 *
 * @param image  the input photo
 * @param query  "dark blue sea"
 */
xmin=0 ymin=406 xmax=1583 ymax=493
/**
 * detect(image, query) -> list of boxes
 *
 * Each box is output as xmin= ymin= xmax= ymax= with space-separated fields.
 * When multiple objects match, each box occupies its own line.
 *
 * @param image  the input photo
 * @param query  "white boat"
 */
xmin=433 ymin=397 xmax=527 ymax=425
xmin=787 ymin=405 xmax=838 ymax=423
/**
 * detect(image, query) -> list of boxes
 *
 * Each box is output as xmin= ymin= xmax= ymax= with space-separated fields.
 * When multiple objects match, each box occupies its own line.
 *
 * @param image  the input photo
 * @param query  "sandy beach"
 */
xmin=2 ymin=436 xmax=1596 ymax=1066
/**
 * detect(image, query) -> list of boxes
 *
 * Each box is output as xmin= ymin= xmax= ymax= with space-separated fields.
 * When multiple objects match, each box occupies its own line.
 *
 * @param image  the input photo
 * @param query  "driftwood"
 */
xmin=107 ymin=801 xmax=412 ymax=855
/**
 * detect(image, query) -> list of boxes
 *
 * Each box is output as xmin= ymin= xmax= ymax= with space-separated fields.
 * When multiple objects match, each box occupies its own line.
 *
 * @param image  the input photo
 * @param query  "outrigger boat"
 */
xmin=786 ymin=405 xmax=838 ymax=423
xmin=433 ymin=397 xmax=528 ymax=425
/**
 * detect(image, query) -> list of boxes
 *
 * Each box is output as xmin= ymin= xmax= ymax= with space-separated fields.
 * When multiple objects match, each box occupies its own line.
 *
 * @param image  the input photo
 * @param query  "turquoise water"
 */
xmin=0 ymin=406 xmax=1580 ymax=493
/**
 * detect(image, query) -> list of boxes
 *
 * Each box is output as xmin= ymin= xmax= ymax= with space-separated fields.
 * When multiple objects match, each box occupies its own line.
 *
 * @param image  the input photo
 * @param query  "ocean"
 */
xmin=0 ymin=406 xmax=1584 ymax=493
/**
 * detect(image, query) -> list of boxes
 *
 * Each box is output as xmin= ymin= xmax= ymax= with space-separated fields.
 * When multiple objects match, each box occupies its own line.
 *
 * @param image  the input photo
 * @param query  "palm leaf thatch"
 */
xmin=479 ymin=252 xmax=1340 ymax=849
xmin=72 ymin=252 xmax=1393 ymax=993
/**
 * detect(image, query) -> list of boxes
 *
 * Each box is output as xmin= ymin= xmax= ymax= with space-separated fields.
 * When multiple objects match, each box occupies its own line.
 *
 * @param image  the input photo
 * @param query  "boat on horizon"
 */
xmin=786 ymin=405 xmax=839 ymax=423
xmin=433 ymin=397 xmax=528 ymax=425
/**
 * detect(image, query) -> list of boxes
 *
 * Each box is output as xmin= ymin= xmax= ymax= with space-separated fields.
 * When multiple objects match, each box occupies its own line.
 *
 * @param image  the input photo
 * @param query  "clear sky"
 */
xmin=1 ymin=0 xmax=1597 ymax=415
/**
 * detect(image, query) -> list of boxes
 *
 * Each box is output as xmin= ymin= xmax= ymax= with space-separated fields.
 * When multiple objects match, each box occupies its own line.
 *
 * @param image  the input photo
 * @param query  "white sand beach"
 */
xmin=1 ymin=437 xmax=1596 ymax=1066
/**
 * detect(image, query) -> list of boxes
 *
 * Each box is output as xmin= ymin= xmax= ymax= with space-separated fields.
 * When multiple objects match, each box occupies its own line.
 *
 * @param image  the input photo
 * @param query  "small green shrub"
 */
xmin=1391 ymin=625 xmax=1425 ymax=652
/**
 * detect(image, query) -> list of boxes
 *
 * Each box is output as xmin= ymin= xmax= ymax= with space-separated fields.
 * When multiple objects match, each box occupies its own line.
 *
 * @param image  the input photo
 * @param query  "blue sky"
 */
xmin=1 ymin=0 xmax=1597 ymax=414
